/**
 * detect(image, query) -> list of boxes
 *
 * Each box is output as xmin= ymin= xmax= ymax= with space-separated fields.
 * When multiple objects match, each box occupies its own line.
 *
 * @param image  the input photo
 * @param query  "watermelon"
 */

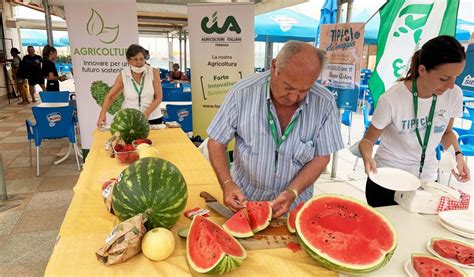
xmin=187 ymin=215 xmax=247 ymax=274
xmin=287 ymin=201 xmax=305 ymax=233
xmin=296 ymin=194 xmax=397 ymax=274
xmin=112 ymin=157 xmax=187 ymax=230
xmin=412 ymin=253 xmax=467 ymax=277
xmin=222 ymin=209 xmax=253 ymax=238
xmin=246 ymin=201 xmax=272 ymax=233
xmin=432 ymin=238 xmax=474 ymax=265
xmin=110 ymin=108 xmax=150 ymax=143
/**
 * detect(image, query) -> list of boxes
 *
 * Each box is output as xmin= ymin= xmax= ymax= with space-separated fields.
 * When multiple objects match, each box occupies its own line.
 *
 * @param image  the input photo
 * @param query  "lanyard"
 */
xmin=131 ymin=73 xmax=145 ymax=108
xmin=266 ymin=80 xmax=301 ymax=171
xmin=411 ymin=79 xmax=437 ymax=177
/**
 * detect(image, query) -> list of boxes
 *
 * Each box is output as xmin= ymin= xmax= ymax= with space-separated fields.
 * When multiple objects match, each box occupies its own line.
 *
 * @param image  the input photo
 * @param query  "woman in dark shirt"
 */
xmin=168 ymin=63 xmax=188 ymax=82
xmin=23 ymin=46 xmax=44 ymax=102
xmin=42 ymin=47 xmax=66 ymax=91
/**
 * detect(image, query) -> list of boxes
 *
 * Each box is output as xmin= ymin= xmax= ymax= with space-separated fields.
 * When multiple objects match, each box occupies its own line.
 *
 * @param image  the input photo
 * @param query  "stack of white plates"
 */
xmin=438 ymin=210 xmax=474 ymax=239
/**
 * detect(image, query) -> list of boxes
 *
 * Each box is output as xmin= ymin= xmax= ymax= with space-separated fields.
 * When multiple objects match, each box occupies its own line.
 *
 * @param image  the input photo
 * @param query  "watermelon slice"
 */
xmin=287 ymin=201 xmax=305 ymax=233
xmin=432 ymin=238 xmax=474 ymax=265
xmin=222 ymin=209 xmax=253 ymax=238
xmin=412 ymin=253 xmax=467 ymax=277
xmin=246 ymin=201 xmax=272 ymax=233
xmin=296 ymin=194 xmax=397 ymax=274
xmin=186 ymin=215 xmax=247 ymax=274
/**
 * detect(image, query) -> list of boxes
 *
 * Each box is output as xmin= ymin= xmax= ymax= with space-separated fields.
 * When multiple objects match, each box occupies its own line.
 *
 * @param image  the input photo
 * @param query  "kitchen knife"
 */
xmin=199 ymin=191 xmax=234 ymax=218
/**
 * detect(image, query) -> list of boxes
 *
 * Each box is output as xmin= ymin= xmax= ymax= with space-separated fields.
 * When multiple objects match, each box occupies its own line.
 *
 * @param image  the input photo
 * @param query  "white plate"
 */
xmin=426 ymin=240 xmax=474 ymax=269
xmin=439 ymin=210 xmax=474 ymax=234
xmin=150 ymin=124 xmax=166 ymax=130
xmin=369 ymin=167 xmax=421 ymax=191
xmin=404 ymin=259 xmax=419 ymax=277
xmin=439 ymin=219 xmax=474 ymax=239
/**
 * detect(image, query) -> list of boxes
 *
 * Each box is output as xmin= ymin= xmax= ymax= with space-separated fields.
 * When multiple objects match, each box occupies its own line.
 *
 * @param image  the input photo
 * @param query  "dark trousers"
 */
xmin=148 ymin=117 xmax=163 ymax=125
xmin=365 ymin=177 xmax=398 ymax=208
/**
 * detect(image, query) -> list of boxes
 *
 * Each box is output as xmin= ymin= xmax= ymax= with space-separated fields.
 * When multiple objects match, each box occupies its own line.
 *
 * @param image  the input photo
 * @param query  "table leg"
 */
xmin=54 ymin=144 xmax=72 ymax=165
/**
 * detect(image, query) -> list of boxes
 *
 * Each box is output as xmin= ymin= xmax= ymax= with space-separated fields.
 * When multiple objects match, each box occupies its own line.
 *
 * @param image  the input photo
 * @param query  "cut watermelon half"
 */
xmin=246 ymin=201 xmax=272 ymax=233
xmin=431 ymin=238 xmax=474 ymax=265
xmin=222 ymin=209 xmax=253 ymax=238
xmin=287 ymin=201 xmax=305 ymax=233
xmin=186 ymin=215 xmax=247 ymax=274
xmin=412 ymin=253 xmax=467 ymax=277
xmin=296 ymin=194 xmax=397 ymax=274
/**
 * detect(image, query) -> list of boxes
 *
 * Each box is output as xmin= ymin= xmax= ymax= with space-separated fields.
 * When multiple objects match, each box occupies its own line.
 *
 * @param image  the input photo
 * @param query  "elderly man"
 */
xmin=207 ymin=41 xmax=344 ymax=218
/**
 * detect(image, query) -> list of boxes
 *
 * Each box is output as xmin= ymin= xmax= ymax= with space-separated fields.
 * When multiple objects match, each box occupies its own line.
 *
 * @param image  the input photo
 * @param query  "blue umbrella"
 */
xmin=315 ymin=0 xmax=338 ymax=46
xmin=255 ymin=9 xmax=319 ymax=43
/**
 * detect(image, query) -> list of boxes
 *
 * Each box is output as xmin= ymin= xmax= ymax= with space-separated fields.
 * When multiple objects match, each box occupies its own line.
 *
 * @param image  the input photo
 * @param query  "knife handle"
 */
xmin=200 ymin=191 xmax=218 ymax=202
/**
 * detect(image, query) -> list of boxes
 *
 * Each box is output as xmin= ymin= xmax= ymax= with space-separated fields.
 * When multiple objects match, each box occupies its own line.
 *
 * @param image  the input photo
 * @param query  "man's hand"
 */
xmin=270 ymin=190 xmax=295 ymax=219
xmin=222 ymin=181 xmax=246 ymax=212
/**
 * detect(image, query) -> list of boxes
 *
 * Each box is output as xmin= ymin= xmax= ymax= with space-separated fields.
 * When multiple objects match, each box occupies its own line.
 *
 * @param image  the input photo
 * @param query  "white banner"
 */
xmin=63 ymin=0 xmax=138 ymax=149
xmin=188 ymin=3 xmax=254 ymax=137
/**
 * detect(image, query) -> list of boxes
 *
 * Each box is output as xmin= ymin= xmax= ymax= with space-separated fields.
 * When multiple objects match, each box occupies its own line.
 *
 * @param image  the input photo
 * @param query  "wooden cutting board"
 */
xmin=237 ymin=218 xmax=298 ymax=250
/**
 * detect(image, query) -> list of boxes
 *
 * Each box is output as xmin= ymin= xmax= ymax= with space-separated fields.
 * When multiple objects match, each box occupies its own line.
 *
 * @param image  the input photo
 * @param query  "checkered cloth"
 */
xmin=436 ymin=188 xmax=471 ymax=212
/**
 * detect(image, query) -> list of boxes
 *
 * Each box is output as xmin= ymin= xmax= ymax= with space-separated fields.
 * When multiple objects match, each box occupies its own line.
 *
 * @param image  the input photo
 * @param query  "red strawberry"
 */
xmin=117 ymin=152 xmax=129 ymax=163
xmin=127 ymin=152 xmax=139 ymax=163
xmin=101 ymin=178 xmax=117 ymax=191
xmin=123 ymin=144 xmax=135 ymax=151
xmin=114 ymin=144 xmax=124 ymax=152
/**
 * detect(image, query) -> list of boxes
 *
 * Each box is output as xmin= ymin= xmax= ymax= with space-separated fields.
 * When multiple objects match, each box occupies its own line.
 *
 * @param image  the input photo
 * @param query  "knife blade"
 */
xmin=199 ymin=191 xmax=234 ymax=218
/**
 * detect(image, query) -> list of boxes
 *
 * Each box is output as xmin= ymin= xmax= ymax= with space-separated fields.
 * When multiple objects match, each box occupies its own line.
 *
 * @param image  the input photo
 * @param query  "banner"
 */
xmin=456 ymin=37 xmax=474 ymax=96
xmin=370 ymin=0 xmax=460 ymax=107
xmin=188 ymin=3 xmax=254 ymax=137
xmin=319 ymin=22 xmax=365 ymax=111
xmin=63 ymin=0 xmax=138 ymax=149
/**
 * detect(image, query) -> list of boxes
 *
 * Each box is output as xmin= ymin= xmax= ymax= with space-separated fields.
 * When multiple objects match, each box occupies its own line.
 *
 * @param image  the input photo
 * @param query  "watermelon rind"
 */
xmin=186 ymin=216 xmax=247 ymax=275
xmin=110 ymin=108 xmax=150 ymax=143
xmin=295 ymin=194 xmax=398 ymax=274
xmin=112 ymin=157 xmax=188 ymax=230
xmin=222 ymin=209 xmax=254 ymax=238
xmin=412 ymin=253 xmax=468 ymax=277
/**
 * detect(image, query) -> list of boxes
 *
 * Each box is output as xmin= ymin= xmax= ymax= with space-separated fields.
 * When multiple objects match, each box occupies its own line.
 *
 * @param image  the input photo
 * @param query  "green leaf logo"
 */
xmin=86 ymin=8 xmax=120 ymax=44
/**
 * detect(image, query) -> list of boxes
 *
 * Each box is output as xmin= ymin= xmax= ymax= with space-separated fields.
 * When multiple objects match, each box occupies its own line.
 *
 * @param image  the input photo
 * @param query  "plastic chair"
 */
xmin=165 ymin=92 xmax=191 ymax=102
xmin=454 ymin=106 xmax=474 ymax=137
xmin=25 ymin=106 xmax=81 ymax=176
xmin=162 ymin=86 xmax=185 ymax=101
xmin=164 ymin=104 xmax=192 ymax=133
xmin=341 ymin=110 xmax=352 ymax=145
xmin=39 ymin=91 xmax=70 ymax=103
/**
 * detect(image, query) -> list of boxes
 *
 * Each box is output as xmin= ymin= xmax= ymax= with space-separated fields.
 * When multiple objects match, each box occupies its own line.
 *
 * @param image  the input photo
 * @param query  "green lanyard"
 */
xmin=131 ymin=73 xmax=146 ymax=108
xmin=412 ymin=79 xmax=437 ymax=177
xmin=266 ymin=80 xmax=301 ymax=171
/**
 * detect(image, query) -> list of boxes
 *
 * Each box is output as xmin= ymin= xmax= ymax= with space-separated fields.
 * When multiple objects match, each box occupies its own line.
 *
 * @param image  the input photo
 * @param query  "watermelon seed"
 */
xmin=325 ymin=240 xmax=329 ymax=243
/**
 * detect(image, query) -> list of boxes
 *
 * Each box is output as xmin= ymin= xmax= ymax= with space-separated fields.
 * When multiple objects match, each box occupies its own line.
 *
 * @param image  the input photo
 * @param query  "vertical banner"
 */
xmin=369 ymin=0 xmax=459 ymax=107
xmin=319 ymin=23 xmax=365 ymax=111
xmin=188 ymin=3 xmax=254 ymax=137
xmin=456 ymin=37 xmax=474 ymax=96
xmin=63 ymin=0 xmax=138 ymax=149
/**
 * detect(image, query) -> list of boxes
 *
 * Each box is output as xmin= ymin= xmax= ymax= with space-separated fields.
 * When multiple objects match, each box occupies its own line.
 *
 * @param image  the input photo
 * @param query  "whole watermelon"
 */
xmin=110 ymin=108 xmax=150 ymax=143
xmin=112 ymin=157 xmax=188 ymax=230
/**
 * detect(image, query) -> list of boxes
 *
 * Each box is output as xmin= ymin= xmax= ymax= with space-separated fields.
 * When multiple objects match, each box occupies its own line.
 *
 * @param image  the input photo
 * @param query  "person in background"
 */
xmin=168 ymin=63 xmax=188 ymax=82
xmin=359 ymin=35 xmax=470 ymax=208
xmin=22 ymin=46 xmax=44 ymax=102
xmin=207 ymin=41 xmax=344 ymax=218
xmin=42 ymin=46 xmax=67 ymax=91
xmin=9 ymin=48 xmax=28 ymax=105
xmin=97 ymin=44 xmax=163 ymax=126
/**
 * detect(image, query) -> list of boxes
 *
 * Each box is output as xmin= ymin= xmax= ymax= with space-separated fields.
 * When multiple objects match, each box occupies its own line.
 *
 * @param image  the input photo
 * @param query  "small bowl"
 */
xmin=132 ymin=139 xmax=153 ymax=149
xmin=113 ymin=148 xmax=139 ymax=165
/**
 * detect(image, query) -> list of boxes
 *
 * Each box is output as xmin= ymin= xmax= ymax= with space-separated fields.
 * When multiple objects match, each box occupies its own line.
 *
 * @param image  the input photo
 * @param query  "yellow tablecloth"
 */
xmin=45 ymin=129 xmax=336 ymax=276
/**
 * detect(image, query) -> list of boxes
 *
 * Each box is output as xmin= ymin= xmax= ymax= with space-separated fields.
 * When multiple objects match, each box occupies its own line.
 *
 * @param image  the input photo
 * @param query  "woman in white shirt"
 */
xmin=359 ymin=35 xmax=470 ymax=207
xmin=97 ymin=44 xmax=163 ymax=127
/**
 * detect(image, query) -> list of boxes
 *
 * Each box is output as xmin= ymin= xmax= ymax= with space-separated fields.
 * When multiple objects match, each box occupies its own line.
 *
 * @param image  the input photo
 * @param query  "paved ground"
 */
xmin=0 ymin=82 xmax=472 ymax=276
